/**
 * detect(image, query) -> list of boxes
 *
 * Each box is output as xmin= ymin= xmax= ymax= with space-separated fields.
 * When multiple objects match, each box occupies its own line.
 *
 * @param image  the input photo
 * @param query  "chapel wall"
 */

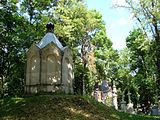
xmin=62 ymin=47 xmax=73 ymax=93
xmin=25 ymin=44 xmax=40 ymax=93
xmin=41 ymin=44 xmax=62 ymax=86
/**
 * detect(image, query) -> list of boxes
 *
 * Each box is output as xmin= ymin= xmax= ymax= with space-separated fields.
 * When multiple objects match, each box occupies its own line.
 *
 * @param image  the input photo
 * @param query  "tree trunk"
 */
xmin=82 ymin=63 xmax=86 ymax=95
xmin=0 ymin=50 xmax=4 ymax=98
xmin=0 ymin=74 xmax=3 ymax=98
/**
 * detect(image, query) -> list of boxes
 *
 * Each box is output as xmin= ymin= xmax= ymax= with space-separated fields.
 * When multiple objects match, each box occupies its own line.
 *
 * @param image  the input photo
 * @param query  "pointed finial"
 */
xmin=46 ymin=22 xmax=54 ymax=32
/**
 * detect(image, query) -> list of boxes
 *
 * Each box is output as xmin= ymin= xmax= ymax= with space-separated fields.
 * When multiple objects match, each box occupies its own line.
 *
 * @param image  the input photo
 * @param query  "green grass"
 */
xmin=0 ymin=94 xmax=160 ymax=120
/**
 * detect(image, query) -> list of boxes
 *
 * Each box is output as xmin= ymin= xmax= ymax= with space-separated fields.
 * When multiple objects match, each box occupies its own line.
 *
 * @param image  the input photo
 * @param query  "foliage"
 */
xmin=117 ymin=48 xmax=132 ymax=98
xmin=114 ymin=0 xmax=160 ymax=95
xmin=116 ymin=28 xmax=158 ymax=114
xmin=0 ymin=0 xmax=28 ymax=97
xmin=91 ymin=27 xmax=118 ymax=85
xmin=113 ymin=0 xmax=160 ymax=114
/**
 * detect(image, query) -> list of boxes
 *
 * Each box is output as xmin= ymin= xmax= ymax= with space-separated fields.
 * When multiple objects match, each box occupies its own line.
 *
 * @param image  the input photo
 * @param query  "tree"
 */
xmin=0 ymin=0 xmax=29 ymax=97
xmin=91 ymin=26 xmax=119 ymax=88
xmin=114 ymin=0 xmax=160 ymax=95
xmin=125 ymin=29 xmax=157 ymax=114
xmin=117 ymin=48 xmax=131 ymax=96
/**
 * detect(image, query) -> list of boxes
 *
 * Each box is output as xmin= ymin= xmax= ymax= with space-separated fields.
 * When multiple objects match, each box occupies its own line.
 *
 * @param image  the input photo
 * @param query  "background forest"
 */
xmin=0 ymin=0 xmax=160 ymax=114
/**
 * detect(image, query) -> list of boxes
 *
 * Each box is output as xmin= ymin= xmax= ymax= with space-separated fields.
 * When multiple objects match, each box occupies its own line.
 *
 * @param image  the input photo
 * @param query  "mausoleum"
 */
xmin=25 ymin=23 xmax=73 ymax=94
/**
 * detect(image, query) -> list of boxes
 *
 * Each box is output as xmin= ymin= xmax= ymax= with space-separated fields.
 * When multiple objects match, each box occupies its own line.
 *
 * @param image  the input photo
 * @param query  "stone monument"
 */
xmin=126 ymin=91 xmax=134 ymax=114
xmin=25 ymin=22 xmax=73 ymax=94
xmin=101 ymin=80 xmax=109 ymax=104
xmin=120 ymin=96 xmax=127 ymax=112
xmin=112 ymin=84 xmax=118 ymax=110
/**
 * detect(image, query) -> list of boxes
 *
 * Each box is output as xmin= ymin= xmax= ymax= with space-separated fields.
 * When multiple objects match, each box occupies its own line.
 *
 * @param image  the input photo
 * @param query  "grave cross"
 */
xmin=127 ymin=91 xmax=131 ymax=103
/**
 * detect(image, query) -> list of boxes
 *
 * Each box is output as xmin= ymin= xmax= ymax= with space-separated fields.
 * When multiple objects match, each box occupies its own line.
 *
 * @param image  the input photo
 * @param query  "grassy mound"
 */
xmin=0 ymin=94 xmax=159 ymax=120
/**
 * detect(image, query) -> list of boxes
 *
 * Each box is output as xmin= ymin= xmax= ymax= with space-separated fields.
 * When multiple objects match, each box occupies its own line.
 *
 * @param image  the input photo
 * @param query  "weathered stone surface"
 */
xmin=25 ymin=31 xmax=73 ymax=94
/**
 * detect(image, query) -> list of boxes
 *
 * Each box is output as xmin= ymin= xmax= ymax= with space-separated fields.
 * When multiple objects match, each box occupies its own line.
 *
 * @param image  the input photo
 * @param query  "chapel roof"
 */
xmin=36 ymin=22 xmax=63 ymax=50
xmin=37 ymin=32 xmax=63 ymax=50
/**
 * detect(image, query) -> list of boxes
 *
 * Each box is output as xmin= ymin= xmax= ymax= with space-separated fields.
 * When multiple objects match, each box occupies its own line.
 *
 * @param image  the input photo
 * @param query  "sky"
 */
xmin=86 ymin=0 xmax=137 ymax=50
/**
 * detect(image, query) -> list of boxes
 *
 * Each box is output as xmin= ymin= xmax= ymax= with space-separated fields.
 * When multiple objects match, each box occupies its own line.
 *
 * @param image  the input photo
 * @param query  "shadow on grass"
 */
xmin=0 ymin=95 xmax=160 ymax=120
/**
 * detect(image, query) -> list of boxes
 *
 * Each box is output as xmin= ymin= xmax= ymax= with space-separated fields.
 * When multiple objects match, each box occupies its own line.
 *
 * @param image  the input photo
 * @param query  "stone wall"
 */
xmin=41 ymin=43 xmax=61 ymax=84
xmin=25 ymin=43 xmax=40 ymax=93
xmin=25 ymin=43 xmax=73 ymax=94
xmin=62 ymin=47 xmax=73 ymax=93
xmin=25 ymin=28 xmax=73 ymax=94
